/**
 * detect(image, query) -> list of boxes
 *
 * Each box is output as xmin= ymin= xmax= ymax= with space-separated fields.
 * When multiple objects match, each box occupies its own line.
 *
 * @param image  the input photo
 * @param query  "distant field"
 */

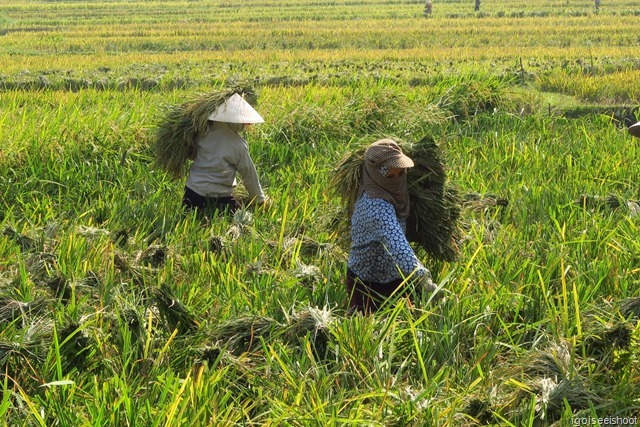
xmin=1 ymin=1 xmax=639 ymax=426
xmin=1 ymin=0 xmax=639 ymax=100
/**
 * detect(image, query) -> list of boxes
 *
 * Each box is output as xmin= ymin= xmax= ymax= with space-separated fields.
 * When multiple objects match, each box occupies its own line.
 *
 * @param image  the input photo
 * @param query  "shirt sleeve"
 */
xmin=235 ymin=141 xmax=265 ymax=203
xmin=372 ymin=200 xmax=429 ymax=279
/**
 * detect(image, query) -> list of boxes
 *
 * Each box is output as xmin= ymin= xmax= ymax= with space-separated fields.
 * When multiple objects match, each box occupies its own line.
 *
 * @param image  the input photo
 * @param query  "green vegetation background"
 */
xmin=0 ymin=0 xmax=639 ymax=425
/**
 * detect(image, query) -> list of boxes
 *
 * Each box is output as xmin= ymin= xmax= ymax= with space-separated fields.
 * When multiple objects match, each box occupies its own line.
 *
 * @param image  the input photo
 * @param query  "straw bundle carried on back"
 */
xmin=152 ymin=85 xmax=258 ymax=179
xmin=331 ymin=135 xmax=463 ymax=262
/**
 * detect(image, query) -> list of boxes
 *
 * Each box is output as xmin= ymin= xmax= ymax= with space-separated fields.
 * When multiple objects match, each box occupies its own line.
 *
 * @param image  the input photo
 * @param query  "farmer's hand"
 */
xmin=256 ymin=195 xmax=273 ymax=210
xmin=417 ymin=274 xmax=445 ymax=302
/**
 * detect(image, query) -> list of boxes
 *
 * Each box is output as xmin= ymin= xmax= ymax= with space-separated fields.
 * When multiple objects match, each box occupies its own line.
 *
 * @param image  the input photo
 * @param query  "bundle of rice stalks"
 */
xmin=331 ymin=135 xmax=463 ymax=262
xmin=282 ymin=305 xmax=334 ymax=358
xmin=2 ymin=226 xmax=37 ymax=251
xmin=45 ymin=274 xmax=71 ymax=302
xmin=462 ymin=192 xmax=509 ymax=212
xmin=209 ymin=315 xmax=280 ymax=355
xmin=24 ymin=251 xmax=57 ymax=280
xmin=461 ymin=398 xmax=495 ymax=425
xmin=152 ymin=84 xmax=258 ymax=179
xmin=282 ymin=236 xmax=338 ymax=259
xmin=0 ymin=297 xmax=48 ymax=326
xmin=521 ymin=342 xmax=572 ymax=380
xmin=289 ymin=262 xmax=323 ymax=289
xmin=135 ymin=244 xmax=168 ymax=268
xmin=578 ymin=321 xmax=633 ymax=359
xmin=77 ymin=270 xmax=101 ymax=288
xmin=152 ymin=283 xmax=199 ymax=335
xmin=113 ymin=249 xmax=155 ymax=287
xmin=575 ymin=193 xmax=640 ymax=216
xmin=208 ymin=235 xmax=225 ymax=253
xmin=528 ymin=377 xmax=601 ymax=424
xmin=58 ymin=322 xmax=99 ymax=373
xmin=503 ymin=342 xmax=602 ymax=424
xmin=1 ymin=321 xmax=52 ymax=393
xmin=619 ymin=297 xmax=640 ymax=320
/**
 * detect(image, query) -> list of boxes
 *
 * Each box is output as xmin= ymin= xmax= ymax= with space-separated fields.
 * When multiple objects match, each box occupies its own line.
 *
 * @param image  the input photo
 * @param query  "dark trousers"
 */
xmin=345 ymin=268 xmax=405 ymax=314
xmin=182 ymin=186 xmax=240 ymax=215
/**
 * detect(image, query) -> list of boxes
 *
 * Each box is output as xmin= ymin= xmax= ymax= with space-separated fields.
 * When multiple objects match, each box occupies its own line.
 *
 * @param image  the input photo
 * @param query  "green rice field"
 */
xmin=1 ymin=0 xmax=639 ymax=425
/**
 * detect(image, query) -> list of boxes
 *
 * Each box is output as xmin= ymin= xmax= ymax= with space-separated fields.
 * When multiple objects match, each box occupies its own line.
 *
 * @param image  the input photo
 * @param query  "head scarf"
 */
xmin=359 ymin=139 xmax=414 ymax=219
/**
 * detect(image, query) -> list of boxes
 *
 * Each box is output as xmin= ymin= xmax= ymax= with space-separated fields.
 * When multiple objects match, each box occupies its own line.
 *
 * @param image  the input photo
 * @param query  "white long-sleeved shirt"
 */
xmin=185 ymin=122 xmax=265 ymax=203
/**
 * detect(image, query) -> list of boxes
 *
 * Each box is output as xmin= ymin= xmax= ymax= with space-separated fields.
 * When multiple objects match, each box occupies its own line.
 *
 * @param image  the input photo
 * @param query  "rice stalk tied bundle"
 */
xmin=0 ymin=297 xmax=48 ymax=326
xmin=462 ymin=398 xmax=495 ymax=425
xmin=503 ymin=342 xmax=602 ymax=424
xmin=152 ymin=84 xmax=258 ymax=179
xmin=2 ymin=226 xmax=37 ymax=252
xmin=136 ymin=244 xmax=168 ymax=269
xmin=0 ymin=322 xmax=53 ymax=394
xmin=152 ymin=283 xmax=199 ymax=335
xmin=331 ymin=135 xmax=463 ymax=262
xmin=529 ymin=377 xmax=601 ymax=423
xmin=404 ymin=136 xmax=463 ymax=262
xmin=282 ymin=305 xmax=334 ymax=358
xmin=209 ymin=315 xmax=280 ymax=355
xmin=578 ymin=321 xmax=633 ymax=360
xmin=58 ymin=322 xmax=98 ymax=373
xmin=619 ymin=297 xmax=640 ymax=320
xmin=0 ymin=340 xmax=44 ymax=388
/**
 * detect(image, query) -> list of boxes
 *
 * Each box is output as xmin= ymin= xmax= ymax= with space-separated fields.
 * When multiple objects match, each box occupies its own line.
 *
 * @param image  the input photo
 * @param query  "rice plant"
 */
xmin=1 ymin=0 xmax=640 ymax=424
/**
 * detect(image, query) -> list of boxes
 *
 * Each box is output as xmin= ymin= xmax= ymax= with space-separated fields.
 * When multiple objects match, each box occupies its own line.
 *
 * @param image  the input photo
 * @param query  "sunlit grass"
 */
xmin=1 ymin=0 xmax=640 ymax=425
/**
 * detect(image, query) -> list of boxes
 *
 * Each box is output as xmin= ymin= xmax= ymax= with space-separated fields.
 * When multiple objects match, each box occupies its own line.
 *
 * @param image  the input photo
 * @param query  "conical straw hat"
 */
xmin=629 ymin=121 xmax=640 ymax=138
xmin=207 ymin=93 xmax=265 ymax=124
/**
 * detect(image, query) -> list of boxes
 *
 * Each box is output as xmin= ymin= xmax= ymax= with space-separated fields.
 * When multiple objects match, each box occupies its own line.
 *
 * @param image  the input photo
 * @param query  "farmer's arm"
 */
xmin=236 ymin=142 xmax=266 ymax=204
xmin=373 ymin=200 xmax=430 ymax=280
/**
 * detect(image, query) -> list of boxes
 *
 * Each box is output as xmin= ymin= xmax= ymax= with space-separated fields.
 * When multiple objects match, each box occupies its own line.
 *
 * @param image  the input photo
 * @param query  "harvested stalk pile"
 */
xmin=331 ymin=135 xmax=463 ymax=262
xmin=152 ymin=283 xmax=199 ymax=334
xmin=209 ymin=315 xmax=280 ymax=355
xmin=152 ymin=85 xmax=258 ymax=179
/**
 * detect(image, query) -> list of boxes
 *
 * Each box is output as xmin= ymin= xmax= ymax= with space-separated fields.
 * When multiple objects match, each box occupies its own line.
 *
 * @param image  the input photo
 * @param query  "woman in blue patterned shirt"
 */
xmin=346 ymin=139 xmax=436 ymax=313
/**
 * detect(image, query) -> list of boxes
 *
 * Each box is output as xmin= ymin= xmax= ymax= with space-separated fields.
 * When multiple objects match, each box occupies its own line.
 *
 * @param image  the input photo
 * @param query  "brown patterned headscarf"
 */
xmin=359 ymin=139 xmax=414 ymax=219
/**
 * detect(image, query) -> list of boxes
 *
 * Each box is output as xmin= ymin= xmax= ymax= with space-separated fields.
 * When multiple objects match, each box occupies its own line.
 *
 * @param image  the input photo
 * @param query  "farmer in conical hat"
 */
xmin=629 ymin=121 xmax=640 ymax=139
xmin=183 ymin=93 xmax=268 ymax=214
xmin=346 ymin=139 xmax=438 ymax=313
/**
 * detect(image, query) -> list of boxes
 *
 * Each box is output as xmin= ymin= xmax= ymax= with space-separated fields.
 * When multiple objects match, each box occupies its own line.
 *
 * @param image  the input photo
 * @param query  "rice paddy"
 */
xmin=1 ymin=0 xmax=640 ymax=425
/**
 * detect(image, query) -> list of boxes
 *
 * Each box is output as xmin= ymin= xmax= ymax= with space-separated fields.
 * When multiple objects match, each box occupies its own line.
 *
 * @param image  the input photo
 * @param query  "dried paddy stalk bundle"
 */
xmin=619 ymin=297 xmax=640 ymax=320
xmin=404 ymin=136 xmax=463 ymax=262
xmin=2 ymin=226 xmax=37 ymax=252
xmin=58 ymin=321 xmax=98 ymax=373
xmin=461 ymin=192 xmax=509 ymax=212
xmin=527 ymin=377 xmax=600 ymax=424
xmin=152 ymin=283 xmax=199 ymax=335
xmin=152 ymin=85 xmax=258 ymax=179
xmin=501 ymin=342 xmax=602 ymax=424
xmin=0 ymin=321 xmax=52 ymax=390
xmin=135 ymin=244 xmax=168 ymax=268
xmin=24 ymin=251 xmax=58 ymax=280
xmin=0 ymin=297 xmax=48 ymax=326
xmin=209 ymin=315 xmax=280 ymax=355
xmin=283 ymin=306 xmax=334 ymax=357
xmin=579 ymin=321 xmax=633 ymax=358
xmin=331 ymin=135 xmax=463 ymax=262
xmin=289 ymin=261 xmax=323 ymax=289
xmin=461 ymin=397 xmax=495 ymax=425
xmin=520 ymin=342 xmax=573 ymax=380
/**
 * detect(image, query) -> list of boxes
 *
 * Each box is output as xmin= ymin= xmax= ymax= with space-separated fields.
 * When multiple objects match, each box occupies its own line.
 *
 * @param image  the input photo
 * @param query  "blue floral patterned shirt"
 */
xmin=347 ymin=193 xmax=430 ymax=283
